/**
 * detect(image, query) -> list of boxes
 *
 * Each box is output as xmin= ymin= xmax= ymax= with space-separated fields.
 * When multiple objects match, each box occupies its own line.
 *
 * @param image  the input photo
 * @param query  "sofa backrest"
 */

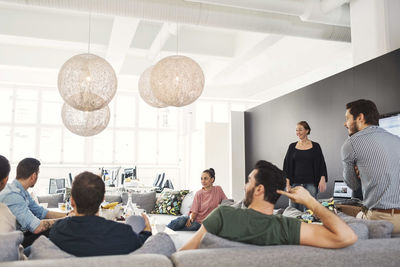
xmin=0 ymin=254 xmax=172 ymax=267
xmin=171 ymin=237 xmax=400 ymax=267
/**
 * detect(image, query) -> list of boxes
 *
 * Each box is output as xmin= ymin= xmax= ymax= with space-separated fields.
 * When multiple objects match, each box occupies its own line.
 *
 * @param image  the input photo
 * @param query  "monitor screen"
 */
xmin=333 ymin=181 xmax=353 ymax=198
xmin=379 ymin=112 xmax=400 ymax=137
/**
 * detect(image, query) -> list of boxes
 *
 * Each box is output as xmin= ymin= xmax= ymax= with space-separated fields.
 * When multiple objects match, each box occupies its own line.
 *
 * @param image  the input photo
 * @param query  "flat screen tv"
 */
xmin=379 ymin=111 xmax=400 ymax=137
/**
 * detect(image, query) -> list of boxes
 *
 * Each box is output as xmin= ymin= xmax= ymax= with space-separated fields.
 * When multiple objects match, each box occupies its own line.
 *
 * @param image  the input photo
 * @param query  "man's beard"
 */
xmin=348 ymin=121 xmax=359 ymax=136
xmin=243 ymin=186 xmax=255 ymax=207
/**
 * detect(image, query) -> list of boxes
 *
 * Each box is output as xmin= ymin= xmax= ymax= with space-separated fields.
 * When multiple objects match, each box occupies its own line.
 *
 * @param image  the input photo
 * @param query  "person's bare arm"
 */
xmin=32 ymin=219 xmax=58 ymax=234
xmin=141 ymin=213 xmax=152 ymax=232
xmin=277 ymin=187 xmax=357 ymax=248
xmin=185 ymin=212 xmax=198 ymax=227
xmin=179 ymin=225 xmax=207 ymax=251
xmin=45 ymin=210 xmax=67 ymax=219
xmin=318 ymin=176 xmax=327 ymax=192
xmin=286 ymin=178 xmax=291 ymax=191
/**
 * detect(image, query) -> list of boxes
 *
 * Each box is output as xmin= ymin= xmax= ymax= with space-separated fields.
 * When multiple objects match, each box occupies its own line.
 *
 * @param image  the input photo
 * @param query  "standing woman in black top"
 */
xmin=283 ymin=121 xmax=328 ymax=211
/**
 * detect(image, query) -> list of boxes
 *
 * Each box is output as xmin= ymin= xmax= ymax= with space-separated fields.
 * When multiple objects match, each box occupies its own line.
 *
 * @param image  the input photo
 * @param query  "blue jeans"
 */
xmin=289 ymin=183 xmax=318 ymax=212
xmin=167 ymin=216 xmax=201 ymax=231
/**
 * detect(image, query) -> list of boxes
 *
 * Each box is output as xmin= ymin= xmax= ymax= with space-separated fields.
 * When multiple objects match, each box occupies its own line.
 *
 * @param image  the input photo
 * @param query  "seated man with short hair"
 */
xmin=181 ymin=160 xmax=357 ymax=250
xmin=49 ymin=171 xmax=152 ymax=257
xmin=0 ymin=158 xmax=67 ymax=247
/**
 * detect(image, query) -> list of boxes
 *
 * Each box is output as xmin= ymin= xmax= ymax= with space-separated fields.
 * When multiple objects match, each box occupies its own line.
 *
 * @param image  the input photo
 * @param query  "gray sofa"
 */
xmin=4 ymin=195 xmax=398 ymax=266
xmin=1 ymin=232 xmax=400 ymax=267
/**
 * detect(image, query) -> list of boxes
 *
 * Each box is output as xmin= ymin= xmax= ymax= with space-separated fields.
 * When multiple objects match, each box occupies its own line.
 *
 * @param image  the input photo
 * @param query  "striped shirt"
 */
xmin=341 ymin=126 xmax=400 ymax=209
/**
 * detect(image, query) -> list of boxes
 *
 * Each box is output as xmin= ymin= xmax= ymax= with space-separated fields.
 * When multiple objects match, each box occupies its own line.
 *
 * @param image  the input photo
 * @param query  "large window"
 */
xmin=0 ymin=84 xmax=259 ymax=195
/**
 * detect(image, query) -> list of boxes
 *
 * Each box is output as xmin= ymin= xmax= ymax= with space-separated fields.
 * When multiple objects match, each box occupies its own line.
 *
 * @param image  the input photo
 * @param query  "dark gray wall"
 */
xmin=244 ymin=48 xmax=400 ymax=208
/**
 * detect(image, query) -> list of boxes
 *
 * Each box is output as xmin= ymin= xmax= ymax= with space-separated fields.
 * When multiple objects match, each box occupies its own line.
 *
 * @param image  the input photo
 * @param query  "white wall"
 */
xmin=350 ymin=0 xmax=400 ymax=65
xmin=205 ymin=122 xmax=231 ymax=198
xmin=230 ymin=111 xmax=246 ymax=202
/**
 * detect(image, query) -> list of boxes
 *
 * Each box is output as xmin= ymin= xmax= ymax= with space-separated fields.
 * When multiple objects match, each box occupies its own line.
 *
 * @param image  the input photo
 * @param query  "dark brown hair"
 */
xmin=71 ymin=172 xmax=105 ymax=216
xmin=16 ymin=158 xmax=40 ymax=180
xmin=254 ymin=160 xmax=285 ymax=204
xmin=0 ymin=155 xmax=10 ymax=182
xmin=297 ymin=121 xmax=311 ymax=135
xmin=346 ymin=99 xmax=379 ymax=126
xmin=203 ymin=168 xmax=215 ymax=180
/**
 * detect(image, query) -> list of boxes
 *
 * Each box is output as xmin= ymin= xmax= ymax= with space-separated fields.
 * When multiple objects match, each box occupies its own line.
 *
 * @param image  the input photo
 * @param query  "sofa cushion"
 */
xmin=104 ymin=194 xmax=123 ymax=204
xmin=126 ymin=215 xmax=146 ymax=233
xmin=132 ymin=232 xmax=176 ymax=257
xmin=338 ymin=212 xmax=394 ymax=239
xmin=347 ymin=222 xmax=369 ymax=240
xmin=152 ymin=189 xmax=189 ymax=215
xmin=37 ymin=193 xmax=64 ymax=208
xmin=231 ymin=200 xmax=246 ymax=209
xmin=29 ymin=236 xmax=75 ymax=260
xmin=180 ymin=191 xmax=194 ymax=216
xmin=282 ymin=206 xmax=304 ymax=218
xmin=0 ymin=231 xmax=23 ymax=262
xmin=220 ymin=199 xmax=235 ymax=206
xmin=121 ymin=191 xmax=157 ymax=213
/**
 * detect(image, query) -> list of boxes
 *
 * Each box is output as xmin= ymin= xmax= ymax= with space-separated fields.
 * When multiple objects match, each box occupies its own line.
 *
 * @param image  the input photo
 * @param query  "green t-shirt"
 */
xmin=202 ymin=206 xmax=301 ymax=246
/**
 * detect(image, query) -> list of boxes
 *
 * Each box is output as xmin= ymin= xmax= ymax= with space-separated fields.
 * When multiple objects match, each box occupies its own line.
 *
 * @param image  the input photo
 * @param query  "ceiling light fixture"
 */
xmin=58 ymin=3 xmax=117 ymax=137
xmin=58 ymin=53 xmax=117 ymax=111
xmin=138 ymin=65 xmax=168 ymax=108
xmin=61 ymin=103 xmax=110 ymax=137
xmin=150 ymin=55 xmax=204 ymax=107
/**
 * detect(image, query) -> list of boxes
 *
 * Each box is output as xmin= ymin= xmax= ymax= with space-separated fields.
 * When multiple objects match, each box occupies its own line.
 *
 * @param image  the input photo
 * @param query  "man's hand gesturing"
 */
xmin=277 ymin=186 xmax=314 ymax=206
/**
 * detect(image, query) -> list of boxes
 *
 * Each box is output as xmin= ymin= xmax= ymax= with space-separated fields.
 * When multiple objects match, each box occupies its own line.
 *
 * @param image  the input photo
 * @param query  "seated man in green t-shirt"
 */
xmin=180 ymin=160 xmax=357 ymax=250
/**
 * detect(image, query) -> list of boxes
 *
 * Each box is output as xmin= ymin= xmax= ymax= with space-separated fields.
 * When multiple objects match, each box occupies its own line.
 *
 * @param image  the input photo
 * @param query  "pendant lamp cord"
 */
xmin=88 ymin=1 xmax=92 ymax=54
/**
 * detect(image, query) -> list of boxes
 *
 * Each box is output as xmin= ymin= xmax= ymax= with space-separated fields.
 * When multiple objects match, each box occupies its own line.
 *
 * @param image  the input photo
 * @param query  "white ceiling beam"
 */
xmin=211 ymin=34 xmax=283 ymax=83
xmin=0 ymin=34 xmax=106 ymax=53
xmin=105 ymin=17 xmax=140 ymax=74
xmin=147 ymin=23 xmax=178 ymax=62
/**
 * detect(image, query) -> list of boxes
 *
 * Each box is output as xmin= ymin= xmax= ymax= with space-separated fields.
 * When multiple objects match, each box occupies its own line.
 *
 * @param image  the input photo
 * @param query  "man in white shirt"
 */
xmin=0 ymin=155 xmax=16 ymax=233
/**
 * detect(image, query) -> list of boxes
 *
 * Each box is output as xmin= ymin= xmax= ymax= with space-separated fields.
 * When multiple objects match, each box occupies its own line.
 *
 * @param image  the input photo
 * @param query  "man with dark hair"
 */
xmin=0 ymin=158 xmax=67 ymax=246
xmin=342 ymin=99 xmax=400 ymax=233
xmin=49 ymin=171 xmax=152 ymax=257
xmin=0 ymin=155 xmax=16 ymax=233
xmin=181 ymin=160 xmax=357 ymax=250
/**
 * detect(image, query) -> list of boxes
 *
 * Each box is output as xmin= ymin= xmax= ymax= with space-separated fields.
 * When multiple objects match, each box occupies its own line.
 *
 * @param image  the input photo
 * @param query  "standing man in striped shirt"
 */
xmin=341 ymin=99 xmax=400 ymax=234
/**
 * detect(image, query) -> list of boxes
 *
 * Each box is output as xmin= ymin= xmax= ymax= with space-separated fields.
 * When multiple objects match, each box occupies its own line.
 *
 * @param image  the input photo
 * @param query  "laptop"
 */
xmin=331 ymin=180 xmax=361 ymax=205
xmin=333 ymin=181 xmax=353 ymax=199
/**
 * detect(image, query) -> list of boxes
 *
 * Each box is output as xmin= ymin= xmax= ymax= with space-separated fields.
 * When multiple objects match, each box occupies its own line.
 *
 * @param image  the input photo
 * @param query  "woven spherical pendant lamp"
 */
xmin=61 ymin=102 xmax=110 ymax=137
xmin=150 ymin=55 xmax=204 ymax=107
xmin=58 ymin=53 xmax=117 ymax=111
xmin=138 ymin=66 xmax=168 ymax=108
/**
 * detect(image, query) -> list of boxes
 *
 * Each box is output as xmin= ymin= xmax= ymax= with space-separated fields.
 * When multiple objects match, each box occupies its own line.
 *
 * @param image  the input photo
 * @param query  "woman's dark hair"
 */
xmin=16 ymin=158 xmax=40 ymax=180
xmin=203 ymin=168 xmax=215 ymax=180
xmin=72 ymin=172 xmax=105 ymax=216
xmin=297 ymin=121 xmax=311 ymax=135
xmin=0 ymin=155 xmax=10 ymax=181
xmin=346 ymin=99 xmax=379 ymax=126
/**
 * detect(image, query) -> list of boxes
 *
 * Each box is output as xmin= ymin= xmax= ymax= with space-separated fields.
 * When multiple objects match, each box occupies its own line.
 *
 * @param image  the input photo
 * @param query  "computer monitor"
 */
xmin=49 ymin=178 xmax=66 ymax=194
xmin=124 ymin=167 xmax=136 ymax=180
xmin=379 ymin=111 xmax=400 ymax=137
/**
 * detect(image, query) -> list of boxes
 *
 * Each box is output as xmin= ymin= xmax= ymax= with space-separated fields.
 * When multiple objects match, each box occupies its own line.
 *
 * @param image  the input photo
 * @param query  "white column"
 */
xmin=205 ymin=122 xmax=231 ymax=198
xmin=350 ymin=0 xmax=400 ymax=65
xmin=230 ymin=111 xmax=246 ymax=202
